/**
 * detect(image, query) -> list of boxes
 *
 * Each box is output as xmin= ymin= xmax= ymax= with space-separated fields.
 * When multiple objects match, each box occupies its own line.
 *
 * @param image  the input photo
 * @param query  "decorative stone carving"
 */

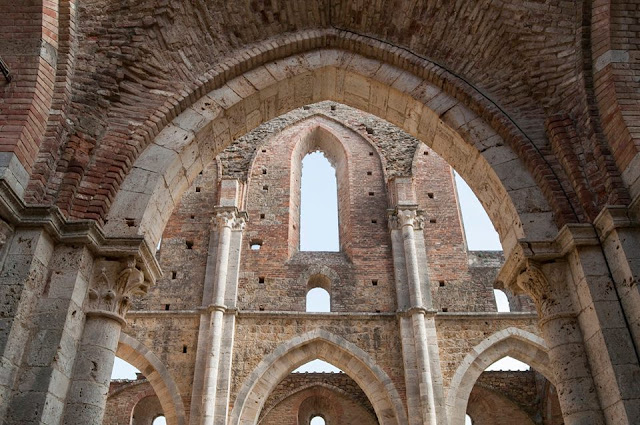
xmin=515 ymin=261 xmax=568 ymax=317
xmin=212 ymin=209 xmax=247 ymax=231
xmin=388 ymin=208 xmax=425 ymax=230
xmin=87 ymin=257 xmax=149 ymax=319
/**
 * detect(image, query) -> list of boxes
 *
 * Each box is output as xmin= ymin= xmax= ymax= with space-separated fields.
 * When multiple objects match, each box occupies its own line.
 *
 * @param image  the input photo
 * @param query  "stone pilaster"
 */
xmin=62 ymin=257 xmax=150 ymax=425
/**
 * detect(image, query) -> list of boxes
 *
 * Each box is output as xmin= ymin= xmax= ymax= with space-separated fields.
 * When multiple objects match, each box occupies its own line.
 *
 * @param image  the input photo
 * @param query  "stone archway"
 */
xmin=116 ymin=333 xmax=187 ymax=425
xmin=446 ymin=327 xmax=553 ymax=425
xmin=103 ymin=47 xmax=561 ymax=258
xmin=229 ymin=329 xmax=407 ymax=425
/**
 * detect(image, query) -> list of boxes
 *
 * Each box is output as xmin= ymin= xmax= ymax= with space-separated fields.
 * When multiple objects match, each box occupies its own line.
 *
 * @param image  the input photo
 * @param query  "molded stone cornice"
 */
xmin=387 ymin=206 xmax=425 ymax=230
xmin=0 ymin=179 xmax=162 ymax=285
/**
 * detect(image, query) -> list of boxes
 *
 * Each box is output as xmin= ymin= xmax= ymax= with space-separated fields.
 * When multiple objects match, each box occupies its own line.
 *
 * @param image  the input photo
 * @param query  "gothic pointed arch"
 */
xmin=116 ymin=333 xmax=187 ymax=425
xmin=446 ymin=327 xmax=553 ymax=425
xmin=229 ymin=329 xmax=408 ymax=425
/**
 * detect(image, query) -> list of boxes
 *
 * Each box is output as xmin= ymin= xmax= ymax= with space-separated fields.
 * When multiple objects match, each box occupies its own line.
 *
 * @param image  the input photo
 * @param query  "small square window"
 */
xmin=369 ymin=192 xmax=374 ymax=196
xmin=260 ymin=213 xmax=265 ymax=219
xmin=367 ymin=171 xmax=372 ymax=176
xmin=195 ymin=187 xmax=201 ymax=192
xmin=372 ymin=279 xmax=378 ymax=286
xmin=258 ymin=276 xmax=265 ymax=284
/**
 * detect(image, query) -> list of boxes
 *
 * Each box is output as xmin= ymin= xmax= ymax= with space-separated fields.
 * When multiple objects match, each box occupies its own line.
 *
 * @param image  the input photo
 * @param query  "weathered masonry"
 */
xmin=1 ymin=2 xmax=639 ymax=425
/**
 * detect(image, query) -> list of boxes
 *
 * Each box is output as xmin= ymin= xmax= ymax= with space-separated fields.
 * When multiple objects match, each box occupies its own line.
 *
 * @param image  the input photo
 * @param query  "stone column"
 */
xmin=515 ymin=261 xmax=605 ymax=424
xmin=201 ymin=209 xmax=245 ymax=425
xmin=62 ymin=257 xmax=150 ymax=425
xmin=391 ymin=208 xmax=439 ymax=425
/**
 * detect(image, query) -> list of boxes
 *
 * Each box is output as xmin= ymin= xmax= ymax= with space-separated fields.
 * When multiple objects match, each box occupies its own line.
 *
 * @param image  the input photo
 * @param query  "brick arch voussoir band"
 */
xmin=229 ymin=329 xmax=408 ymax=425
xmin=70 ymin=29 xmax=575 ymax=229
xmin=116 ymin=332 xmax=187 ymax=425
xmin=446 ymin=327 xmax=552 ymax=425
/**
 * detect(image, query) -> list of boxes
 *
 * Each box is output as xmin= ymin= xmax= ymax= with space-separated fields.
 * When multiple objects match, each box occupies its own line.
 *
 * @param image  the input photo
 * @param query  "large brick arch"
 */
xmin=590 ymin=0 xmax=640 ymax=198
xmin=116 ymin=332 xmax=187 ymax=425
xmin=446 ymin=327 xmax=553 ymax=425
xmin=103 ymin=48 xmax=561 ymax=257
xmin=229 ymin=329 xmax=408 ymax=425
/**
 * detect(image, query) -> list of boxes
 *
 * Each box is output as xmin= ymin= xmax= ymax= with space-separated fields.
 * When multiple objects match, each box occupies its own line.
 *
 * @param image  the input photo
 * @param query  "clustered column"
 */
xmin=63 ymin=257 xmax=150 ymax=425
xmin=391 ymin=207 xmax=439 ymax=425
xmin=201 ymin=208 xmax=245 ymax=425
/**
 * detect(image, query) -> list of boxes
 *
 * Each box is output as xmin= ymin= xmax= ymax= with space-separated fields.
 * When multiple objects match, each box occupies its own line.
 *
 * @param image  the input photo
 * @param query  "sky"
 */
xmin=110 ymin=150 xmax=528 ymax=415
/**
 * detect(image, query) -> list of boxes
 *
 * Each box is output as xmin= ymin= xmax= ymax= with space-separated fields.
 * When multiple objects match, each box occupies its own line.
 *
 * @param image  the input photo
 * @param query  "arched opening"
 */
xmin=153 ymin=416 xmax=167 ymax=425
xmin=310 ymin=415 xmax=326 ymax=425
xmin=453 ymin=171 xmax=501 ymax=251
xmin=306 ymin=287 xmax=330 ymax=312
xmin=111 ymin=356 xmax=141 ymax=380
xmin=293 ymin=359 xmax=342 ymax=374
xmin=447 ymin=328 xmax=558 ymax=425
xmin=300 ymin=152 xmax=339 ymax=251
xmin=465 ymin=414 xmax=473 ymax=425
xmin=231 ymin=330 xmax=407 ymax=425
xmin=493 ymin=289 xmax=511 ymax=312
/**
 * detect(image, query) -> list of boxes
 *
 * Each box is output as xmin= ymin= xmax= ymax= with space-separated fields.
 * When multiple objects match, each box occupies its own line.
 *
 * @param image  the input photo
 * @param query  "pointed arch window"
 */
xmin=300 ymin=152 xmax=339 ymax=252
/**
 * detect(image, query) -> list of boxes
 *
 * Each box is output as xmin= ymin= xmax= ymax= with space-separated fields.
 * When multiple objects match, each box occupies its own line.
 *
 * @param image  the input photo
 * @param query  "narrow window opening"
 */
xmin=185 ymin=240 xmax=194 ymax=249
xmin=306 ymin=287 xmax=330 ymax=312
xmin=164 ymin=304 xmax=170 ymax=310
xmin=371 ymin=279 xmax=378 ymax=286
xmin=369 ymin=151 xmax=374 ymax=156
xmin=262 ymin=185 xmax=268 ymax=191
xmin=428 ymin=192 xmax=434 ymax=199
xmin=171 ymin=271 xmax=177 ymax=279
xmin=300 ymin=152 xmax=339 ymax=252
xmin=439 ymin=280 xmax=445 ymax=287
xmin=367 ymin=171 xmax=372 ymax=176
xmin=258 ymin=276 xmax=265 ymax=284
xmin=260 ymin=213 xmax=265 ymax=219
xmin=262 ymin=169 xmax=267 ymax=174
xmin=182 ymin=345 xmax=187 ymax=353
xmin=494 ymin=289 xmax=511 ymax=312
xmin=195 ymin=187 xmax=201 ymax=192
xmin=442 ymin=307 xmax=448 ymax=312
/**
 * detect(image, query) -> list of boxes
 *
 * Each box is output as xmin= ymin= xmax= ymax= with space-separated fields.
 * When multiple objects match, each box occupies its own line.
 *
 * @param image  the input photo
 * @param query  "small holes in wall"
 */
xmin=366 ymin=126 xmax=374 ymax=134
xmin=368 ymin=192 xmax=374 ymax=196
xmin=371 ymin=219 xmax=377 ymax=224
xmin=258 ymin=276 xmax=265 ymax=284
xmin=424 ymin=151 xmax=429 ymax=155
xmin=442 ymin=308 xmax=448 ymax=312
xmin=430 ymin=219 xmax=437 ymax=224
xmin=375 ymin=309 xmax=381 ymax=313
xmin=186 ymin=240 xmax=194 ymax=249
xmin=172 ymin=271 xmax=177 ymax=279
xmin=367 ymin=171 xmax=372 ymax=176
xmin=260 ymin=213 xmax=265 ymax=219
xmin=259 ymin=305 xmax=265 ymax=311
xmin=262 ymin=169 xmax=267 ymax=174
xmin=261 ymin=149 xmax=267 ymax=153
xmin=372 ymin=279 xmax=378 ymax=286
xmin=190 ymin=215 xmax=195 ymax=219
xmin=126 ymin=219 xmax=135 ymax=227
xmin=165 ymin=304 xmax=170 ymax=311
xmin=263 ymin=185 xmax=268 ymax=191
xmin=182 ymin=345 xmax=187 ymax=353
xmin=428 ymin=193 xmax=434 ymax=199
xmin=439 ymin=280 xmax=445 ymax=287
xmin=369 ymin=152 xmax=374 ymax=156
xmin=250 ymin=239 xmax=263 ymax=250
xmin=330 ymin=104 xmax=336 ymax=111
xmin=195 ymin=187 xmax=201 ymax=192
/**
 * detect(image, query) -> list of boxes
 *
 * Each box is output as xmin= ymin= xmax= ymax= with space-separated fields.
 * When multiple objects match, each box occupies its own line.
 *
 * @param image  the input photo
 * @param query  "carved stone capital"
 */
xmin=514 ymin=261 xmax=570 ymax=317
xmin=86 ymin=257 xmax=150 ymax=320
xmin=388 ymin=208 xmax=425 ymax=230
xmin=212 ymin=208 xmax=247 ymax=231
